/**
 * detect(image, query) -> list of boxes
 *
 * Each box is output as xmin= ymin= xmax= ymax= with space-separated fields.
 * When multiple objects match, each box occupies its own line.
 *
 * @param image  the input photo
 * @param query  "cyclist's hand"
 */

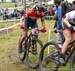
xmin=69 ymin=26 xmax=75 ymax=31
xmin=20 ymin=24 xmax=25 ymax=29
xmin=41 ymin=27 xmax=47 ymax=32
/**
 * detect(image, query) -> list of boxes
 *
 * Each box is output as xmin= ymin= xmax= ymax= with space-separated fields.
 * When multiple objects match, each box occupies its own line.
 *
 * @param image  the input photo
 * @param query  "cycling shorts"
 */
xmin=20 ymin=23 xmax=38 ymax=31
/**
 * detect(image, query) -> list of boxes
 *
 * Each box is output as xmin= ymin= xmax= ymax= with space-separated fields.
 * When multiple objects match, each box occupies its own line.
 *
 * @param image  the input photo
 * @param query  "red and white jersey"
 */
xmin=26 ymin=9 xmax=44 ymax=19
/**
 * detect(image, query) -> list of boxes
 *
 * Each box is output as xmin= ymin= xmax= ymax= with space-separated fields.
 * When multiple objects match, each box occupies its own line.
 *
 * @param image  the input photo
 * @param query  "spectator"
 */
xmin=49 ymin=5 xmax=55 ymax=16
xmin=0 ymin=7 xmax=4 ymax=15
xmin=3 ymin=8 xmax=9 ymax=19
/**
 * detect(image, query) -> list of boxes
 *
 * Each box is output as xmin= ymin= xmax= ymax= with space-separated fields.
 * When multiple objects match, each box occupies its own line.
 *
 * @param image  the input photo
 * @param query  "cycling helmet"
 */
xmin=34 ymin=5 xmax=46 ymax=12
xmin=54 ymin=0 xmax=61 ymax=5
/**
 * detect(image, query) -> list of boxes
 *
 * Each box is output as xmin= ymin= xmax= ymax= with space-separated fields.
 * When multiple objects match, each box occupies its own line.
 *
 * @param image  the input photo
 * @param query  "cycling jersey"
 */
xmin=25 ymin=9 xmax=44 ymax=25
xmin=26 ymin=9 xmax=44 ymax=18
xmin=65 ymin=10 xmax=75 ymax=20
xmin=25 ymin=9 xmax=44 ymax=29
xmin=20 ymin=9 xmax=45 ymax=30
xmin=62 ymin=10 xmax=75 ymax=31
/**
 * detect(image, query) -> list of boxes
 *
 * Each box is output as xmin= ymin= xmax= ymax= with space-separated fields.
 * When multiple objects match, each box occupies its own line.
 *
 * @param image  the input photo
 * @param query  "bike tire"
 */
xmin=26 ymin=39 xmax=43 ymax=69
xmin=18 ymin=35 xmax=27 ymax=61
xmin=39 ymin=41 xmax=60 ymax=71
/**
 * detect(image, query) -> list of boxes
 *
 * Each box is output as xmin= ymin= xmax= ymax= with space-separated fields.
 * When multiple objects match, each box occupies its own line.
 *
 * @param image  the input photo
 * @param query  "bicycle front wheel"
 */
xmin=39 ymin=41 xmax=60 ymax=71
xmin=26 ymin=39 xmax=43 ymax=68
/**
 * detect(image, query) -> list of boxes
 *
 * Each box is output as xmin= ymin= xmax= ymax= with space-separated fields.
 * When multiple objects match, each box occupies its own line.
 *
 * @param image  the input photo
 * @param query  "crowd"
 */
xmin=0 ymin=7 xmax=25 ymax=20
xmin=3 ymin=8 xmax=25 ymax=20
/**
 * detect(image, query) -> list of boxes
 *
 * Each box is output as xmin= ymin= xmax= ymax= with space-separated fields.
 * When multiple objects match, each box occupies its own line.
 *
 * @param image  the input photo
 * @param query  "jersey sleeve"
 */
xmin=26 ymin=10 xmax=33 ymax=16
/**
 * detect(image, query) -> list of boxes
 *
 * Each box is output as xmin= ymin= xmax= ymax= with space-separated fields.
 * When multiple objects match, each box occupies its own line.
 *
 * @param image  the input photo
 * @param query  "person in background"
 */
xmin=49 ymin=5 xmax=55 ymax=16
xmin=54 ymin=0 xmax=63 ymax=47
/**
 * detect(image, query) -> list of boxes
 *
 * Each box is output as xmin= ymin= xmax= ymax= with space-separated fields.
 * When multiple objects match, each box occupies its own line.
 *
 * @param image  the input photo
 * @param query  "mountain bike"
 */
xmin=18 ymin=28 xmax=46 ymax=68
xmin=39 ymin=39 xmax=75 ymax=71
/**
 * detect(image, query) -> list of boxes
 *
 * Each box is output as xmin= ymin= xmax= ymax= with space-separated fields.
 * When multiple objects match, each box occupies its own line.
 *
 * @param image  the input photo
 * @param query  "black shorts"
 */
xmin=24 ymin=16 xmax=38 ymax=29
xmin=24 ymin=23 xmax=38 ymax=29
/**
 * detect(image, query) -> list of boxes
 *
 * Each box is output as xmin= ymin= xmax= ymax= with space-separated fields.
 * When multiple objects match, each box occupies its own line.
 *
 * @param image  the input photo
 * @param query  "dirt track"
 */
xmin=0 ymin=41 xmax=39 ymax=71
xmin=0 ymin=29 xmax=38 ymax=71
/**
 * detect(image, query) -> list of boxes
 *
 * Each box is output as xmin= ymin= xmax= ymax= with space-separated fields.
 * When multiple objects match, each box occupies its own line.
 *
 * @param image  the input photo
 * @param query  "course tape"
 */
xmin=0 ymin=23 xmax=20 ymax=31
xmin=0 ymin=19 xmax=20 ymax=23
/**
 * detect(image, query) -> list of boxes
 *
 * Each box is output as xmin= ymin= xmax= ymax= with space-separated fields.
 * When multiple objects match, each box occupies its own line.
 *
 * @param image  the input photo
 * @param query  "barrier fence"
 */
xmin=0 ymin=19 xmax=20 ymax=35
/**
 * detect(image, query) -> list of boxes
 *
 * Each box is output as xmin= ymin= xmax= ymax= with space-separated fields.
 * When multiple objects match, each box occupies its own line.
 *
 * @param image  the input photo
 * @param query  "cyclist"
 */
xmin=19 ymin=5 xmax=46 ymax=53
xmin=60 ymin=0 xmax=75 ymax=64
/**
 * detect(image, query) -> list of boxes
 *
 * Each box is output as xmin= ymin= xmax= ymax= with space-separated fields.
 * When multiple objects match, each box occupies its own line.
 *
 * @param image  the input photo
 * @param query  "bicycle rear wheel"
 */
xmin=39 ymin=41 xmax=60 ymax=71
xmin=18 ymin=35 xmax=27 ymax=61
xmin=26 ymin=39 xmax=43 ymax=68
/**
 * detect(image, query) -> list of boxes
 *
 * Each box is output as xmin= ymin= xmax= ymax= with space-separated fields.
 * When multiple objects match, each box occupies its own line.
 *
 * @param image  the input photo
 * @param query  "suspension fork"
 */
xmin=32 ymin=35 xmax=38 ymax=49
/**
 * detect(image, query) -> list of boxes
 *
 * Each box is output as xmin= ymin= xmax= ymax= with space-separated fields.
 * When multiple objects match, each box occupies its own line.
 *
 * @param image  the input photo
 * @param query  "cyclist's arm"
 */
xmin=20 ymin=14 xmax=26 ymax=25
xmin=41 ymin=18 xmax=45 ymax=28
xmin=64 ymin=11 xmax=75 ymax=27
xmin=63 ymin=17 xmax=71 ymax=27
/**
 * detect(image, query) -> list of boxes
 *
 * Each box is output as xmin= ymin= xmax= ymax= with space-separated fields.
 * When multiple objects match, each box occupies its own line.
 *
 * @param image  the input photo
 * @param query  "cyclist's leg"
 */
xmin=55 ymin=28 xmax=72 ymax=64
xmin=61 ymin=28 xmax=72 ymax=54
xmin=67 ymin=32 xmax=75 ymax=49
xmin=72 ymin=32 xmax=75 ymax=41
xmin=19 ymin=23 xmax=28 ymax=51
xmin=19 ymin=29 xmax=27 ymax=47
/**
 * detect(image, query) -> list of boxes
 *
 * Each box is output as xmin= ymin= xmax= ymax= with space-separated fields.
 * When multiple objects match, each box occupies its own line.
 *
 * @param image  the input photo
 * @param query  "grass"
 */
xmin=0 ymin=2 xmax=22 ymax=8
xmin=0 ymin=20 xmax=73 ymax=71
xmin=0 ymin=16 xmax=2 ymax=20
xmin=0 ymin=21 xmax=19 ymax=28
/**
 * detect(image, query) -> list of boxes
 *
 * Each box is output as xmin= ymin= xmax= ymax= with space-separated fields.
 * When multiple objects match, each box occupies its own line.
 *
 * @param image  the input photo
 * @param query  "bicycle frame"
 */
xmin=24 ymin=28 xmax=39 ymax=51
xmin=25 ymin=28 xmax=38 ymax=41
xmin=26 ymin=28 xmax=43 ymax=41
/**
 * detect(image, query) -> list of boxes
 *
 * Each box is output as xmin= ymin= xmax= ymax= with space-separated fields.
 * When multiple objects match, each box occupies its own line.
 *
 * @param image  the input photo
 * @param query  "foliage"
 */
xmin=0 ymin=2 xmax=22 ymax=8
